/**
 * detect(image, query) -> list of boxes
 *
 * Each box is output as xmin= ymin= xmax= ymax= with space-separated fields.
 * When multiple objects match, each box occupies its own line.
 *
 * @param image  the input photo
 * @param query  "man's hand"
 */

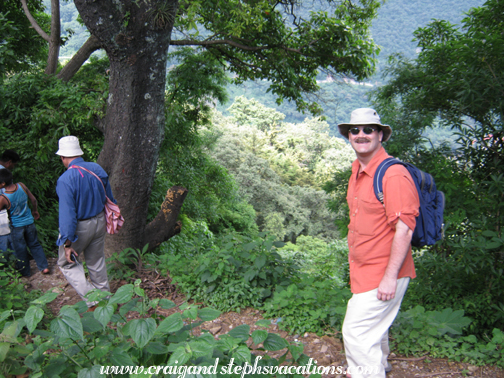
xmin=377 ymin=274 xmax=397 ymax=301
xmin=32 ymin=210 xmax=40 ymax=220
xmin=65 ymin=247 xmax=78 ymax=264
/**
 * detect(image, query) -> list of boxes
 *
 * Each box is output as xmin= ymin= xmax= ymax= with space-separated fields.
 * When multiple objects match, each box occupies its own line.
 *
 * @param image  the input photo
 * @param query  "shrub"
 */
xmin=262 ymin=275 xmax=351 ymax=335
xmin=157 ymin=231 xmax=297 ymax=312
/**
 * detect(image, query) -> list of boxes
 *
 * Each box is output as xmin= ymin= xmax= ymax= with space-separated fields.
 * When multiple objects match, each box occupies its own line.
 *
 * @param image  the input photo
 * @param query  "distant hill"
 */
xmin=218 ymin=0 xmax=483 ymax=136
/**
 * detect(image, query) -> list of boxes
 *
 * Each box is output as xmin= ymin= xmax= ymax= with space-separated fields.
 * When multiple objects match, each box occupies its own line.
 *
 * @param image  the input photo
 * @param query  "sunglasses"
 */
xmin=349 ymin=126 xmax=379 ymax=135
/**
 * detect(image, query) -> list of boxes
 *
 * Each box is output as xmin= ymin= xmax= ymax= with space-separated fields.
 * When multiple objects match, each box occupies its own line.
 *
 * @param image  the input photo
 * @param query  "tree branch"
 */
xmin=45 ymin=0 xmax=61 ymax=74
xmin=170 ymin=38 xmax=302 ymax=54
xmin=20 ymin=0 xmax=50 ymax=42
xmin=142 ymin=186 xmax=189 ymax=252
xmin=57 ymin=35 xmax=102 ymax=82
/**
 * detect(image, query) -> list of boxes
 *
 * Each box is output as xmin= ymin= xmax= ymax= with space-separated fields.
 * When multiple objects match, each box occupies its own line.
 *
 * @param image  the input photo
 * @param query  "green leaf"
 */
xmin=297 ymin=353 xmax=311 ymax=366
xmin=24 ymin=305 xmax=44 ymax=333
xmin=94 ymin=304 xmax=114 ymax=328
xmin=78 ymin=365 xmax=105 ymax=378
xmin=92 ymin=342 xmax=111 ymax=359
xmin=157 ymin=312 xmax=184 ymax=334
xmin=85 ymin=289 xmax=111 ymax=303
xmin=146 ymin=341 xmax=169 ymax=354
xmin=216 ymin=335 xmax=239 ymax=351
xmin=30 ymin=291 xmax=58 ymax=305
xmin=243 ymin=269 xmax=256 ymax=282
xmin=110 ymin=347 xmax=135 ymax=366
xmin=189 ymin=340 xmax=213 ymax=358
xmin=119 ymin=298 xmax=141 ymax=316
xmin=482 ymin=230 xmax=497 ymax=237
xmin=255 ymin=319 xmax=271 ymax=327
xmin=232 ymin=345 xmax=251 ymax=364
xmin=109 ymin=284 xmax=134 ymax=305
xmin=251 ymin=329 xmax=268 ymax=345
xmin=134 ymin=286 xmax=145 ymax=297
xmin=0 ymin=311 xmax=11 ymax=323
xmin=228 ymin=324 xmax=250 ymax=341
xmin=183 ymin=306 xmax=198 ymax=320
xmin=0 ymin=342 xmax=9 ymax=363
xmin=254 ymin=254 xmax=267 ymax=269
xmin=263 ymin=333 xmax=288 ymax=351
xmin=129 ymin=318 xmax=156 ymax=348
xmin=242 ymin=242 xmax=257 ymax=251
xmin=167 ymin=346 xmax=192 ymax=366
xmin=428 ymin=308 xmax=472 ymax=335
xmin=289 ymin=343 xmax=304 ymax=361
xmin=198 ymin=307 xmax=221 ymax=321
xmin=51 ymin=307 xmax=83 ymax=340
xmin=159 ymin=298 xmax=176 ymax=309
xmin=41 ymin=356 xmax=66 ymax=376
xmin=273 ymin=241 xmax=285 ymax=248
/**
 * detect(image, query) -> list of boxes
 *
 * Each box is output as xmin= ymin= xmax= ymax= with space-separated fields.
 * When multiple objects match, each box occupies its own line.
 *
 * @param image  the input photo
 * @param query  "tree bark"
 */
xmin=74 ymin=0 xmax=183 ymax=256
xmin=45 ymin=0 xmax=61 ymax=75
xmin=57 ymin=35 xmax=102 ymax=82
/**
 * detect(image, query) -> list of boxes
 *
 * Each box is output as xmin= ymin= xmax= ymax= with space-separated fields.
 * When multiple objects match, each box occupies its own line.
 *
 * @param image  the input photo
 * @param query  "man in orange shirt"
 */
xmin=338 ymin=108 xmax=420 ymax=378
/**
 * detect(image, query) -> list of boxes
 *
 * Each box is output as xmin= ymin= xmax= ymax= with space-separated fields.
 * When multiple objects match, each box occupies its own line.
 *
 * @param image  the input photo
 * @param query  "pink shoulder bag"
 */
xmin=70 ymin=166 xmax=124 ymax=234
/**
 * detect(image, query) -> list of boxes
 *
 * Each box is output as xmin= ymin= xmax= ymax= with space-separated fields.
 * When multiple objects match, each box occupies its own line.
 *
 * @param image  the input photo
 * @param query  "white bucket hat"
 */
xmin=55 ymin=136 xmax=84 ymax=157
xmin=338 ymin=108 xmax=393 ymax=142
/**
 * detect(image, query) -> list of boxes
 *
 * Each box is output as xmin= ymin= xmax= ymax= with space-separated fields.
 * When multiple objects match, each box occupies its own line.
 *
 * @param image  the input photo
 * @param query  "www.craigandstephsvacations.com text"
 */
xmin=100 ymin=356 xmax=380 ymax=376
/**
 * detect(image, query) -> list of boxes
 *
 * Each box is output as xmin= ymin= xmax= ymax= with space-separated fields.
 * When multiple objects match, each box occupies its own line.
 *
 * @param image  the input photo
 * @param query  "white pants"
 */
xmin=57 ymin=212 xmax=109 ymax=307
xmin=343 ymin=277 xmax=410 ymax=378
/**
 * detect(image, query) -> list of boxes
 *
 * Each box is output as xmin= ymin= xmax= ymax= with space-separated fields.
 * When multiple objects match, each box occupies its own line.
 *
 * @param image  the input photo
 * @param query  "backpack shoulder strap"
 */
xmin=69 ymin=165 xmax=107 ymax=193
xmin=373 ymin=157 xmax=404 ymax=204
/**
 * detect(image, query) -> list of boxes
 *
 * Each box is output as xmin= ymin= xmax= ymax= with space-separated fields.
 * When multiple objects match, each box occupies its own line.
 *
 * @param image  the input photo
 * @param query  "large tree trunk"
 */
xmin=74 ymin=0 xmax=183 ymax=256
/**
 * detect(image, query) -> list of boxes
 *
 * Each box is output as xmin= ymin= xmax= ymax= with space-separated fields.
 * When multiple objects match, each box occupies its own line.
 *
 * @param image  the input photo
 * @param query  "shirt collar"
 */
xmin=68 ymin=157 xmax=85 ymax=168
xmin=351 ymin=146 xmax=390 ymax=178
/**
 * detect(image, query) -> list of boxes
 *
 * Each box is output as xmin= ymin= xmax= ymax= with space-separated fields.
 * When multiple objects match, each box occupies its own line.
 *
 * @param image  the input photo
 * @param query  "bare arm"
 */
xmin=377 ymin=218 xmax=413 ymax=301
xmin=19 ymin=183 xmax=40 ymax=220
xmin=0 ymin=195 xmax=9 ymax=211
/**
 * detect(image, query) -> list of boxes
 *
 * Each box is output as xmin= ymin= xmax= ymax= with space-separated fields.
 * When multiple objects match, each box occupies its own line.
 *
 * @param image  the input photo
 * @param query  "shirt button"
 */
xmin=355 ymin=197 xmax=357 ymax=200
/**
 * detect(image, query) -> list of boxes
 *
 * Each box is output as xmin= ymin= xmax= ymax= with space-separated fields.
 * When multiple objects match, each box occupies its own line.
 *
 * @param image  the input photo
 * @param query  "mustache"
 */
xmin=354 ymin=137 xmax=371 ymax=143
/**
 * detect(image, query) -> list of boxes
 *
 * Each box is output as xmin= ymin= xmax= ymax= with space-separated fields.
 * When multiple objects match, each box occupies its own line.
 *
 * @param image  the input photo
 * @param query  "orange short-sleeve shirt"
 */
xmin=346 ymin=147 xmax=419 ymax=293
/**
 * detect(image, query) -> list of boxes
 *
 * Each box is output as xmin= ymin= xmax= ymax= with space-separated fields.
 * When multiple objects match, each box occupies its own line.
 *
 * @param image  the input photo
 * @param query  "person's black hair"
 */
xmin=0 ymin=169 xmax=13 ymax=186
xmin=0 ymin=150 xmax=20 ymax=163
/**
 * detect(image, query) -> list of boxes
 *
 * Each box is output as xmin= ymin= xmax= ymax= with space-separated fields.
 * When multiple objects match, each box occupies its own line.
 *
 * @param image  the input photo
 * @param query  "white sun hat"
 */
xmin=55 ymin=136 xmax=84 ymax=157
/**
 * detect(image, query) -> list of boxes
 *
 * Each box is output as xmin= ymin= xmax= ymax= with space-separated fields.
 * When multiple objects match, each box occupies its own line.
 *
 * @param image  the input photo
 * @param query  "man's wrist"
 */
xmin=64 ymin=241 xmax=72 ymax=248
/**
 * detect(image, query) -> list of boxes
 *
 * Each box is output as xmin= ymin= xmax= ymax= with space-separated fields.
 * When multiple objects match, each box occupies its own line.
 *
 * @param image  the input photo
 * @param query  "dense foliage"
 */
xmin=1 ymin=279 xmax=316 ymax=377
xmin=208 ymin=97 xmax=356 ymax=241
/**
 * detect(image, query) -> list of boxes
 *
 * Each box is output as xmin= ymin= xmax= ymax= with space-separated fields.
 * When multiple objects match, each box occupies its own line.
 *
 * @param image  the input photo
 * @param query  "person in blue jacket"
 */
xmin=55 ymin=136 xmax=117 ymax=309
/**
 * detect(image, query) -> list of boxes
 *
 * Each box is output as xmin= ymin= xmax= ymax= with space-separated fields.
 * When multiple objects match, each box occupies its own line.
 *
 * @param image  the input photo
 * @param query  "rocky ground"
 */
xmin=21 ymin=257 xmax=504 ymax=378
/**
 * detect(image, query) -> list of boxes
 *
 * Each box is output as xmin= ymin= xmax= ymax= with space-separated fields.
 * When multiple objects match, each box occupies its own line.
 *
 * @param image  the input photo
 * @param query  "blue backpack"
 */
xmin=373 ymin=158 xmax=445 ymax=247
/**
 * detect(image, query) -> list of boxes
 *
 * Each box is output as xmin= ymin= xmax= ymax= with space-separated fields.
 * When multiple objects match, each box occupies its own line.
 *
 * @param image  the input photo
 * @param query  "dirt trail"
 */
xmin=22 ymin=257 xmax=504 ymax=378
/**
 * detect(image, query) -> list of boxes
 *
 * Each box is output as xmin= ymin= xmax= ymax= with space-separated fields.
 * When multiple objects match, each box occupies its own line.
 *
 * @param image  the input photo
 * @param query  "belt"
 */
xmin=78 ymin=210 xmax=104 ymax=222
